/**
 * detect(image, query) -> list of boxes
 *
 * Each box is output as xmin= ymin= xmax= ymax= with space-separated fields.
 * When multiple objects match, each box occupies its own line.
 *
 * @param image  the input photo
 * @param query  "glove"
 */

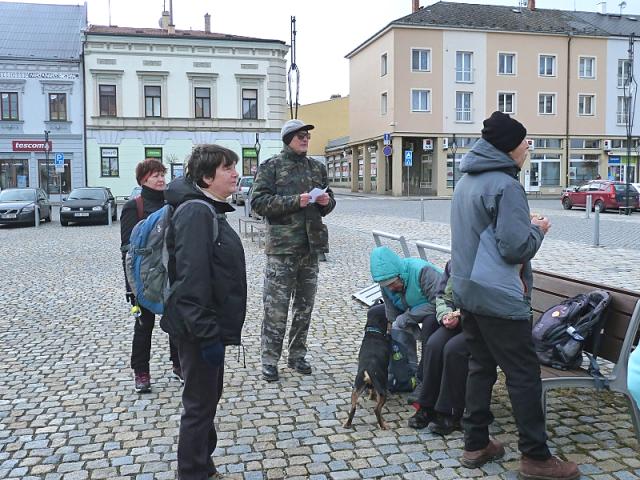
xmin=201 ymin=341 xmax=225 ymax=367
xmin=125 ymin=291 xmax=136 ymax=306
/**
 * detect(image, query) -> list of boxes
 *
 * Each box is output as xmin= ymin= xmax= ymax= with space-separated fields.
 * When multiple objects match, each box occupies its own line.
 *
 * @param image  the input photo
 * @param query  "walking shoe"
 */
xmin=172 ymin=365 xmax=184 ymax=384
xmin=460 ymin=438 xmax=505 ymax=468
xmin=519 ymin=455 xmax=580 ymax=480
xmin=406 ymin=381 xmax=423 ymax=405
xmin=134 ymin=372 xmax=151 ymax=393
xmin=287 ymin=358 xmax=312 ymax=375
xmin=428 ymin=413 xmax=461 ymax=436
xmin=262 ymin=364 xmax=279 ymax=382
xmin=407 ymin=407 xmax=433 ymax=429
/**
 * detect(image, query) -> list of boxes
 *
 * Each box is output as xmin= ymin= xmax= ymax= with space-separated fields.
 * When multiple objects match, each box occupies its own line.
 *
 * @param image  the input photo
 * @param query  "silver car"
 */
xmin=231 ymin=176 xmax=254 ymax=206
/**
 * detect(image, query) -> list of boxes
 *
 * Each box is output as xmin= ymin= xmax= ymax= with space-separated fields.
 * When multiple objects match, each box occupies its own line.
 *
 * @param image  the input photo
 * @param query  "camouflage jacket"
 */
xmin=251 ymin=146 xmax=336 ymax=255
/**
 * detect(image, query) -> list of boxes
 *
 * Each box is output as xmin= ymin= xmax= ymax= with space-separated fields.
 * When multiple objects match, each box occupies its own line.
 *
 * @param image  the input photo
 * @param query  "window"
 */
xmin=534 ymin=138 xmax=562 ymax=149
xmin=456 ymin=92 xmax=472 ymax=122
xmin=194 ymin=87 xmax=211 ymax=118
xmin=0 ymin=159 xmax=29 ymax=189
xmin=538 ymin=93 xmax=555 ymax=114
xmin=539 ymin=55 xmax=556 ymax=76
xmin=380 ymin=92 xmax=388 ymax=115
xmin=617 ymin=96 xmax=629 ymax=124
xmin=498 ymin=92 xmax=515 ymax=114
xmin=578 ymin=94 xmax=595 ymax=116
xmin=100 ymin=148 xmax=119 ymax=177
xmin=144 ymin=86 xmax=161 ymax=117
xmin=456 ymin=51 xmax=472 ymax=82
xmin=242 ymin=148 xmax=258 ymax=176
xmin=48 ymin=93 xmax=67 ymax=121
xmin=579 ymin=57 xmax=595 ymax=79
xmin=447 ymin=153 xmax=463 ymax=188
xmin=618 ymin=59 xmax=631 ymax=88
xmin=498 ymin=53 xmax=515 ymax=75
xmin=411 ymin=89 xmax=430 ymax=112
xmin=570 ymin=154 xmax=600 ymax=184
xmin=380 ymin=53 xmax=388 ymax=76
xmin=99 ymin=85 xmax=116 ymax=116
xmin=530 ymin=154 xmax=561 ymax=186
xmin=570 ymin=138 xmax=600 ymax=149
xmin=242 ymin=88 xmax=257 ymax=119
xmin=0 ymin=92 xmax=19 ymax=120
xmin=412 ymin=49 xmax=431 ymax=72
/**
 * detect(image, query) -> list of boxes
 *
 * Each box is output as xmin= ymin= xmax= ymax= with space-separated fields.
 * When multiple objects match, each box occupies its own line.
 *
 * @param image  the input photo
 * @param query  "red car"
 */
xmin=561 ymin=180 xmax=639 ymax=212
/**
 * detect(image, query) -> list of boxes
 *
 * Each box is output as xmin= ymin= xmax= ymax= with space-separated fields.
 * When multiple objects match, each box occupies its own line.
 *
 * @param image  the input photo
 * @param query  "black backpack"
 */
xmin=532 ymin=290 xmax=611 ymax=374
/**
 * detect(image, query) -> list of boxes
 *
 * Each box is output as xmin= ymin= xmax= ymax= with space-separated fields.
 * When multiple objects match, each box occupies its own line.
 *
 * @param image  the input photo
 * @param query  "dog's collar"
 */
xmin=365 ymin=326 xmax=386 ymax=336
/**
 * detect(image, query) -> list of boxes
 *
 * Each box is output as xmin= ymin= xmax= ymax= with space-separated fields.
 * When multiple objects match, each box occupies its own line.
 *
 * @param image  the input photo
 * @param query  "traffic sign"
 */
xmin=383 ymin=133 xmax=391 ymax=145
xmin=404 ymin=150 xmax=413 ymax=167
xmin=54 ymin=152 xmax=65 ymax=173
xmin=382 ymin=145 xmax=392 ymax=157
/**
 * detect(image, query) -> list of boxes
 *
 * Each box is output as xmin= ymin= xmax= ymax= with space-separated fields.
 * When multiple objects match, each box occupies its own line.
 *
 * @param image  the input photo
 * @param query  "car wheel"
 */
xmin=231 ymin=195 xmax=237 ymax=204
xmin=562 ymin=197 xmax=572 ymax=210
xmin=61 ymin=220 xmax=68 ymax=227
xmin=594 ymin=200 xmax=606 ymax=213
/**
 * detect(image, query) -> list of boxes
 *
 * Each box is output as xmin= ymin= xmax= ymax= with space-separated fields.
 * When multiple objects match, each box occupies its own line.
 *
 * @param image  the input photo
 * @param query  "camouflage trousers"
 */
xmin=261 ymin=253 xmax=319 ymax=366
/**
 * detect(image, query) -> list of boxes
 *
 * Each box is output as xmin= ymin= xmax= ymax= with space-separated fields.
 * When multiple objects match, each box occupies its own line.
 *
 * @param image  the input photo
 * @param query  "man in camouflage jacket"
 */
xmin=251 ymin=119 xmax=336 ymax=382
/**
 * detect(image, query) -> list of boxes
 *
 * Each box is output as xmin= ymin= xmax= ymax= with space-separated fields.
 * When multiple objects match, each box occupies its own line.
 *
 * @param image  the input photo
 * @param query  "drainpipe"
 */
xmin=82 ymin=38 xmax=88 ymax=188
xmin=565 ymin=33 xmax=573 ymax=188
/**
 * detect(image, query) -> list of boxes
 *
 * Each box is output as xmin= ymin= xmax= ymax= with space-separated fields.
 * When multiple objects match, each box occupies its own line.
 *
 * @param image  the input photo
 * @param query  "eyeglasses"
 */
xmin=295 ymin=132 xmax=311 ymax=140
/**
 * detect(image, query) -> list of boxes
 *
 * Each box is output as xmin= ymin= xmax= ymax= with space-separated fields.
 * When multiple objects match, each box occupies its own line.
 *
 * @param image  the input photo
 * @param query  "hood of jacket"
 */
xmin=370 ymin=246 xmax=404 ymax=283
xmin=460 ymin=138 xmax=520 ymax=178
xmin=164 ymin=176 xmax=234 ymax=213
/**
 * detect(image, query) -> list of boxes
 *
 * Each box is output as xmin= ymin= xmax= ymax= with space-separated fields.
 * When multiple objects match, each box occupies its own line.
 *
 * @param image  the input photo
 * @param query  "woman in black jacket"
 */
xmin=161 ymin=145 xmax=246 ymax=480
xmin=120 ymin=158 xmax=180 ymax=393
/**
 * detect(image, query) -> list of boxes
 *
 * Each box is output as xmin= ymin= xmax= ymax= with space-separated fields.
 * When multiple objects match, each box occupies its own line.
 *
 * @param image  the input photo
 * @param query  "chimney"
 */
xmin=204 ymin=13 xmax=211 ymax=33
xmin=160 ymin=10 xmax=170 ymax=29
xmin=412 ymin=0 xmax=419 ymax=13
xmin=168 ymin=24 xmax=175 ymax=34
xmin=600 ymin=1 xmax=607 ymax=14
xmin=527 ymin=0 xmax=535 ymax=11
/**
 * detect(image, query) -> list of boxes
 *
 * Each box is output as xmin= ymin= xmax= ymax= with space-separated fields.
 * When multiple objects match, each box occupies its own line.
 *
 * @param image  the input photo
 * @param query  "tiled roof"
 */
xmin=0 ymin=2 xmax=86 ymax=60
xmin=86 ymin=25 xmax=285 ymax=45
xmin=569 ymin=11 xmax=640 ymax=37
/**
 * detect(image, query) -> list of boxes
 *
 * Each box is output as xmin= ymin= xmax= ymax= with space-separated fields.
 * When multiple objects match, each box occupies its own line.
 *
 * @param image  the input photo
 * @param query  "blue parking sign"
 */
xmin=54 ymin=152 xmax=65 ymax=173
xmin=404 ymin=150 xmax=413 ymax=167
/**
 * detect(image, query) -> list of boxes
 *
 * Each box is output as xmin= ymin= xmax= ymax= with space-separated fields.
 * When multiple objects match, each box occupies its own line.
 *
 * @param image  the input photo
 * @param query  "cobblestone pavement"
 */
xmin=1 ymin=203 xmax=639 ymax=480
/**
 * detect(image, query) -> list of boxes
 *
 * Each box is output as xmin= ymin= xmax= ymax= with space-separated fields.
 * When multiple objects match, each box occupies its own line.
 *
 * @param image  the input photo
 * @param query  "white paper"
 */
xmin=308 ymin=187 xmax=327 ymax=204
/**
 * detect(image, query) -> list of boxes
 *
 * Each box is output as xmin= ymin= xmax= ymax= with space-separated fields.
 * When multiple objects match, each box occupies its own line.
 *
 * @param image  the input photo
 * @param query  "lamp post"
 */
xmin=254 ymin=132 xmax=261 ymax=176
xmin=43 ymin=130 xmax=51 ymax=195
xmin=451 ymin=133 xmax=458 ymax=191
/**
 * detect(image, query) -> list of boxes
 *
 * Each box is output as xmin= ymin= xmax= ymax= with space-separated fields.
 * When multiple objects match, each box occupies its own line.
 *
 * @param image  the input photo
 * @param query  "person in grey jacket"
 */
xmin=451 ymin=111 xmax=579 ymax=480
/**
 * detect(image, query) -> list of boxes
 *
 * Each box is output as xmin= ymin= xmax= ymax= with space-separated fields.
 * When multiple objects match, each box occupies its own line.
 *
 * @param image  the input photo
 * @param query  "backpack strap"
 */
xmin=135 ymin=195 xmax=144 ymax=221
xmin=173 ymin=199 xmax=222 ymax=243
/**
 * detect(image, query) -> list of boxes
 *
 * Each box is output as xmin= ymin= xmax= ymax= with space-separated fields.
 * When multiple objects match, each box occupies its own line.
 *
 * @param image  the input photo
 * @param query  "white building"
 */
xmin=84 ymin=15 xmax=289 ymax=197
xmin=0 ymin=2 xmax=87 ymax=200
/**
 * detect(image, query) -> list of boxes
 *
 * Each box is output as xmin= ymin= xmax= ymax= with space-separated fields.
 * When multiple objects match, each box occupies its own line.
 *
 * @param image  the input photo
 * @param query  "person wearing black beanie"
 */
xmin=481 ymin=111 xmax=527 ymax=155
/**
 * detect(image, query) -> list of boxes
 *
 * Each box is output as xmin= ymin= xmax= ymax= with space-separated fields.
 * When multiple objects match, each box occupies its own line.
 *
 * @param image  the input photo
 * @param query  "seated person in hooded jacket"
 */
xmin=369 ymin=246 xmax=443 ymax=381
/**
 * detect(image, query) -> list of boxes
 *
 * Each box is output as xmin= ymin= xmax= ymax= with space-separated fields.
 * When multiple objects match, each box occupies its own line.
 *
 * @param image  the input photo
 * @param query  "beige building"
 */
xmin=346 ymin=0 xmax=640 ymax=196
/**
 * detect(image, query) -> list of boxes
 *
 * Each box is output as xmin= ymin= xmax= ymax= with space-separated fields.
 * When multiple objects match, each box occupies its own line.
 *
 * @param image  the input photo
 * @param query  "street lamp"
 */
xmin=43 ymin=130 xmax=51 ymax=194
xmin=254 ymin=132 xmax=261 ymax=176
xmin=451 ymin=133 xmax=458 ymax=191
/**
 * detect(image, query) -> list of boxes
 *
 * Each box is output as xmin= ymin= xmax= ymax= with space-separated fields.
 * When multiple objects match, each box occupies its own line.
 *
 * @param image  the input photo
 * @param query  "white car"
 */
xmin=231 ymin=176 xmax=254 ymax=206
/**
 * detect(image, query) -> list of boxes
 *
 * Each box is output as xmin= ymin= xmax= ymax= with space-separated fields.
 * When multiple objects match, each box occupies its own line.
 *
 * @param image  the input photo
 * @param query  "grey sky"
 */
xmin=1 ymin=0 xmax=631 ymax=103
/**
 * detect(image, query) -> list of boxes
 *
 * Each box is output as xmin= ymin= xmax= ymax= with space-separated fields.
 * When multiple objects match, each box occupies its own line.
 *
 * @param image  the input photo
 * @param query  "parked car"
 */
xmin=632 ymin=183 xmax=640 ymax=195
xmin=561 ymin=180 xmax=639 ymax=213
xmin=60 ymin=187 xmax=117 ymax=226
xmin=0 ymin=188 xmax=51 ymax=225
xmin=129 ymin=186 xmax=142 ymax=199
xmin=231 ymin=176 xmax=254 ymax=206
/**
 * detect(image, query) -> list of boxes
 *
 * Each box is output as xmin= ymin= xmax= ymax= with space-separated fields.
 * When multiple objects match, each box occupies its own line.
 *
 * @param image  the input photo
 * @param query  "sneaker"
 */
xmin=407 ymin=407 xmax=433 ymax=429
xmin=287 ymin=358 xmax=312 ymax=375
xmin=519 ymin=455 xmax=580 ymax=480
xmin=406 ymin=382 xmax=423 ymax=405
xmin=460 ymin=438 xmax=505 ymax=468
xmin=428 ymin=413 xmax=461 ymax=436
xmin=134 ymin=372 xmax=151 ymax=393
xmin=172 ymin=365 xmax=184 ymax=384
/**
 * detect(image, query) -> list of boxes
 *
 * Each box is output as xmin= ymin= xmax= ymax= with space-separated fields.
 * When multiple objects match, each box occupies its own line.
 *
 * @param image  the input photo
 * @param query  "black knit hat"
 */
xmin=481 ymin=111 xmax=527 ymax=154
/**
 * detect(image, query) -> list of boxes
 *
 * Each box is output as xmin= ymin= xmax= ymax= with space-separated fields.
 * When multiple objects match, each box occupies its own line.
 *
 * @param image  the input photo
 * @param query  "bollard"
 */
xmin=593 ymin=204 xmax=600 ymax=247
xmin=420 ymin=198 xmax=425 ymax=222
xmin=108 ymin=202 xmax=112 ymax=226
xmin=585 ymin=195 xmax=592 ymax=219
xmin=34 ymin=205 xmax=40 ymax=228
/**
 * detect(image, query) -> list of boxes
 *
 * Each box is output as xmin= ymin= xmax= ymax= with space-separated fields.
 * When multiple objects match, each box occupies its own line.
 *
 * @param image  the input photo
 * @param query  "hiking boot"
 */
xmin=460 ymin=438 xmax=505 ymax=468
xmin=288 ymin=358 xmax=312 ymax=375
xmin=406 ymin=382 xmax=423 ymax=405
xmin=172 ymin=365 xmax=184 ymax=384
xmin=134 ymin=372 xmax=151 ymax=393
xmin=262 ymin=364 xmax=279 ymax=382
xmin=519 ymin=455 xmax=580 ymax=480
xmin=428 ymin=413 xmax=461 ymax=436
xmin=407 ymin=407 xmax=433 ymax=429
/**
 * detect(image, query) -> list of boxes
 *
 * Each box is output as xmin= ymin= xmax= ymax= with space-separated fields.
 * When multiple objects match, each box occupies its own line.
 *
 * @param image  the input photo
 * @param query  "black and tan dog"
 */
xmin=344 ymin=310 xmax=391 ymax=429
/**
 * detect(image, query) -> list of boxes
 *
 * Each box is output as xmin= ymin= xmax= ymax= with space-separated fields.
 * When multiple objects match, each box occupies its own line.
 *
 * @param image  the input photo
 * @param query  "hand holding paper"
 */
xmin=308 ymin=187 xmax=327 ymax=204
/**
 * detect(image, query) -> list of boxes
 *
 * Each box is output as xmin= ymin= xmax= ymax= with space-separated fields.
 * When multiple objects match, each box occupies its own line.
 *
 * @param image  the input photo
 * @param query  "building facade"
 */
xmin=84 ymin=18 xmax=288 ymax=197
xmin=346 ymin=1 xmax=640 ymax=196
xmin=0 ymin=2 xmax=87 ymax=200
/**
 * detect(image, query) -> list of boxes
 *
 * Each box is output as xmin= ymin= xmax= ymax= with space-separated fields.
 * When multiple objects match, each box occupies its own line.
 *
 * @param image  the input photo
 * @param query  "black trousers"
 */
xmin=131 ymin=306 xmax=179 ymax=374
xmin=176 ymin=338 xmax=224 ymax=480
xmin=417 ymin=325 xmax=468 ymax=416
xmin=461 ymin=310 xmax=551 ymax=460
xmin=416 ymin=315 xmax=441 ymax=382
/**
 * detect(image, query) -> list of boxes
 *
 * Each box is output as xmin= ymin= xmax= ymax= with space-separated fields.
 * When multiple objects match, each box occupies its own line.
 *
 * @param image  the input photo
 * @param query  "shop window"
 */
xmin=38 ymin=158 xmax=70 ymax=195
xmin=242 ymin=148 xmax=258 ymax=176
xmin=0 ymin=159 xmax=29 ymax=189
xmin=101 ymin=148 xmax=119 ymax=177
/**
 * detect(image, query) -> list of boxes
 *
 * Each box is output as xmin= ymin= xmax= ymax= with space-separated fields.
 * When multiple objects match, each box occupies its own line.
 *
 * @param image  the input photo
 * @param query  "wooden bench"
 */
xmin=531 ymin=269 xmax=640 ymax=443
